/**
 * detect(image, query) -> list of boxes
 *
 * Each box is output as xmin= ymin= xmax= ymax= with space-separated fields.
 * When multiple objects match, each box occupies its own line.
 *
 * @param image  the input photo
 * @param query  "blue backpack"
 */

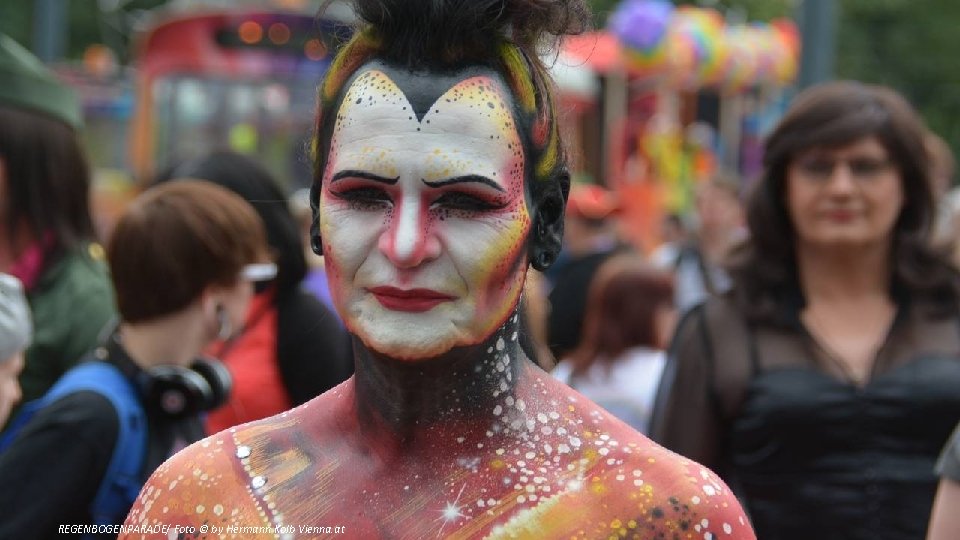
xmin=0 ymin=360 xmax=147 ymax=526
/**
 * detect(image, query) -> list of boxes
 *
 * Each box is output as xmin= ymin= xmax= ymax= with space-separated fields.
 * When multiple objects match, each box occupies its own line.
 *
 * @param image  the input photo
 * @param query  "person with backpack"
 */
xmin=154 ymin=151 xmax=353 ymax=433
xmin=0 ymin=181 xmax=273 ymax=538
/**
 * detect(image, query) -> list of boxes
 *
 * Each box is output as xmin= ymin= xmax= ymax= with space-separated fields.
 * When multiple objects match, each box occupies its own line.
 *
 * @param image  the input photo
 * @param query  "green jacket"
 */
xmin=19 ymin=243 xmax=116 ymax=408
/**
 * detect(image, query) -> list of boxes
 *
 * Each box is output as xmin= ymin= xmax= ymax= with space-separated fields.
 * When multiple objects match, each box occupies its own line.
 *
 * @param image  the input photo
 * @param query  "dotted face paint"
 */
xmin=319 ymin=67 xmax=531 ymax=361
xmin=119 ymin=63 xmax=756 ymax=540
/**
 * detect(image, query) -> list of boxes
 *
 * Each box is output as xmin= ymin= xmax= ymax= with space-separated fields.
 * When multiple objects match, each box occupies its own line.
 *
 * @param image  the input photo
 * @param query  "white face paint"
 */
xmin=319 ymin=68 xmax=531 ymax=360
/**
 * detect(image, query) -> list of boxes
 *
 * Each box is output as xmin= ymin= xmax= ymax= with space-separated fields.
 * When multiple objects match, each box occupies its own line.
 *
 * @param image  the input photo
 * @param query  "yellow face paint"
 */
xmin=319 ymin=68 xmax=531 ymax=360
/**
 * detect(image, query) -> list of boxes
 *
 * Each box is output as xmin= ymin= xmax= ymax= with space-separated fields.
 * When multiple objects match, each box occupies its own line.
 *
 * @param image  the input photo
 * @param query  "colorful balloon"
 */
xmin=610 ymin=0 xmax=674 ymax=73
xmin=610 ymin=0 xmax=801 ymax=90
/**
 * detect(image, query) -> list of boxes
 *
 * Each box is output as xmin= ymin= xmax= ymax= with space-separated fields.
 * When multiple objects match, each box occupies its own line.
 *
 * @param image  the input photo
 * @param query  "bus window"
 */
xmin=132 ymin=8 xmax=353 ymax=192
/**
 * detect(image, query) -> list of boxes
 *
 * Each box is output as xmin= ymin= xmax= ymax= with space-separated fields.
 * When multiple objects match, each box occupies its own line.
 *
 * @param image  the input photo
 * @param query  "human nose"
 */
xmin=823 ymin=162 xmax=858 ymax=194
xmin=377 ymin=194 xmax=441 ymax=268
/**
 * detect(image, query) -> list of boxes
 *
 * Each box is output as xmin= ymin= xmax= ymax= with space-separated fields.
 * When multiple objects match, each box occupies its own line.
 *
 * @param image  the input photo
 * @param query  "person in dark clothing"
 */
xmin=546 ymin=183 xmax=627 ymax=360
xmin=0 ymin=181 xmax=273 ymax=538
xmin=155 ymin=151 xmax=353 ymax=432
xmin=651 ymin=81 xmax=960 ymax=540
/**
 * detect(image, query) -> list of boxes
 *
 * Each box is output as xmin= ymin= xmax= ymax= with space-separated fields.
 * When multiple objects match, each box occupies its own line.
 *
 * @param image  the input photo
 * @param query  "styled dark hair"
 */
xmin=349 ymin=0 xmax=589 ymax=68
xmin=154 ymin=151 xmax=306 ymax=296
xmin=311 ymin=0 xmax=590 ymax=269
xmin=727 ymin=81 xmax=960 ymax=323
xmin=569 ymin=256 xmax=674 ymax=375
xmin=0 ymin=106 xmax=96 ymax=257
xmin=108 ymin=181 xmax=270 ymax=323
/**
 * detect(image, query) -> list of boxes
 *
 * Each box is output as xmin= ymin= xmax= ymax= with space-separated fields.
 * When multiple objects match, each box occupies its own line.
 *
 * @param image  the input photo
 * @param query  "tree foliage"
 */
xmin=588 ymin=0 xmax=957 ymax=160
xmin=836 ymin=0 xmax=960 ymax=162
xmin=0 ymin=0 xmax=166 ymax=63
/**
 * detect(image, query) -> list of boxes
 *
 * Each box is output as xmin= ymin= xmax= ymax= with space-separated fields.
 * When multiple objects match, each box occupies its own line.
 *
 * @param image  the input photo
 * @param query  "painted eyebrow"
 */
xmin=330 ymin=170 xmax=399 ymax=184
xmin=422 ymin=175 xmax=506 ymax=192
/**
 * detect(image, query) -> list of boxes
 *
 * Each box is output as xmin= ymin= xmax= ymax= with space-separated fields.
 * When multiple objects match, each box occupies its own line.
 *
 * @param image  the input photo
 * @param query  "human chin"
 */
xmin=345 ymin=271 xmax=526 ymax=361
xmin=348 ymin=295 xmax=477 ymax=360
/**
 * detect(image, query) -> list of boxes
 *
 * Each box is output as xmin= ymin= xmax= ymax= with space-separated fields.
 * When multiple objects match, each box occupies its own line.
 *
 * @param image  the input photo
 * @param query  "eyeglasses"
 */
xmin=793 ymin=156 xmax=895 ymax=183
xmin=241 ymin=263 xmax=278 ymax=282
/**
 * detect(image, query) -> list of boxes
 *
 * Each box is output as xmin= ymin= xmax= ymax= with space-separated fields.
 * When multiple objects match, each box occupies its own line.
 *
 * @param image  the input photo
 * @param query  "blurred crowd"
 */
xmin=0 ymin=15 xmax=958 ymax=540
xmin=534 ymin=81 xmax=960 ymax=540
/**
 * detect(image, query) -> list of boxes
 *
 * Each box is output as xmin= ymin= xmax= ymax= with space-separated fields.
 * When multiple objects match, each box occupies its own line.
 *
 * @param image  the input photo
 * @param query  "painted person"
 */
xmin=651 ymin=82 xmax=960 ymax=540
xmin=121 ymin=1 xmax=756 ymax=538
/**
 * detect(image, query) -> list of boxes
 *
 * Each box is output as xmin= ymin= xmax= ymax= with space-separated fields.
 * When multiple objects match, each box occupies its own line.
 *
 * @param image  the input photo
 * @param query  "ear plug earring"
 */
xmin=536 ymin=251 xmax=554 ymax=270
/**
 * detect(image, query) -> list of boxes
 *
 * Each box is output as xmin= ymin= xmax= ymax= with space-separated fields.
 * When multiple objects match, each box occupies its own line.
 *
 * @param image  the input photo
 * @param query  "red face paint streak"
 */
xmin=368 ymin=286 xmax=455 ymax=312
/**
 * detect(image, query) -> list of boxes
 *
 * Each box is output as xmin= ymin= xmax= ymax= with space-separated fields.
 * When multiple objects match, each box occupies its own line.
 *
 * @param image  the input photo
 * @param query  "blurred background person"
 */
xmin=155 ymin=151 xmax=352 ymax=433
xmin=651 ymin=81 xmax=960 ymax=540
xmin=673 ymin=174 xmax=745 ymax=314
xmin=0 ymin=34 xmax=115 ymax=424
xmin=0 ymin=181 xmax=271 ymax=538
xmin=553 ymin=256 xmax=675 ymax=434
xmin=546 ymin=183 xmax=629 ymax=360
xmin=649 ymin=212 xmax=688 ymax=269
xmin=928 ymin=422 xmax=960 ymax=540
xmin=0 ymin=274 xmax=30 ymax=426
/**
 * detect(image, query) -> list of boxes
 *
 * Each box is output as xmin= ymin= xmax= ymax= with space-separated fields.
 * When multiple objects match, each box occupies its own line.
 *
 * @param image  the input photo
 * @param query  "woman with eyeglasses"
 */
xmin=651 ymin=81 xmax=960 ymax=540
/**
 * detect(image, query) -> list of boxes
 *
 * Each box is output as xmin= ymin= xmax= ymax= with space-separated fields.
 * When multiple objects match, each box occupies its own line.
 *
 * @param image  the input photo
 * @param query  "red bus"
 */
xmin=130 ymin=5 xmax=353 ymax=191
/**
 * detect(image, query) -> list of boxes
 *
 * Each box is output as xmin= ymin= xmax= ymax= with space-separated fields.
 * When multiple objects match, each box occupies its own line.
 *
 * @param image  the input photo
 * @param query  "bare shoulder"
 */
xmin=613 ymin=431 xmax=754 ymax=539
xmin=120 ymin=429 xmax=266 ymax=538
xmin=121 ymin=385 xmax=350 ymax=539
xmin=524 ymin=372 xmax=755 ymax=539
xmin=536 ymin=418 xmax=756 ymax=540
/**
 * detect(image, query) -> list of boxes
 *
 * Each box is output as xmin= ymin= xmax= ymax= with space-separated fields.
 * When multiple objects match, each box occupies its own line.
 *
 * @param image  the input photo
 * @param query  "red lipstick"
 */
xmin=368 ymin=286 xmax=454 ymax=312
xmin=825 ymin=210 xmax=856 ymax=222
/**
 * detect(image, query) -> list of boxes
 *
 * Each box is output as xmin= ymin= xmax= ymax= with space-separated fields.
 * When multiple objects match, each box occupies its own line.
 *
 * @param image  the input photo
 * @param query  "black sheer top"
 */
xmin=651 ymin=295 xmax=960 ymax=540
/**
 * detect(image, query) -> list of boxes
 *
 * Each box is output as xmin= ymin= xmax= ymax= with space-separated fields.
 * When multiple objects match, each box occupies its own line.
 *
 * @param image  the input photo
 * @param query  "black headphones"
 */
xmin=95 ymin=332 xmax=232 ymax=421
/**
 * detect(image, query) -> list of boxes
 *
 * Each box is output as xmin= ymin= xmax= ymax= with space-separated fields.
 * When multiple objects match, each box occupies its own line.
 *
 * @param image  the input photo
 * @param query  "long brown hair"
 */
xmin=727 ymin=81 xmax=960 ymax=323
xmin=569 ymin=256 xmax=674 ymax=375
